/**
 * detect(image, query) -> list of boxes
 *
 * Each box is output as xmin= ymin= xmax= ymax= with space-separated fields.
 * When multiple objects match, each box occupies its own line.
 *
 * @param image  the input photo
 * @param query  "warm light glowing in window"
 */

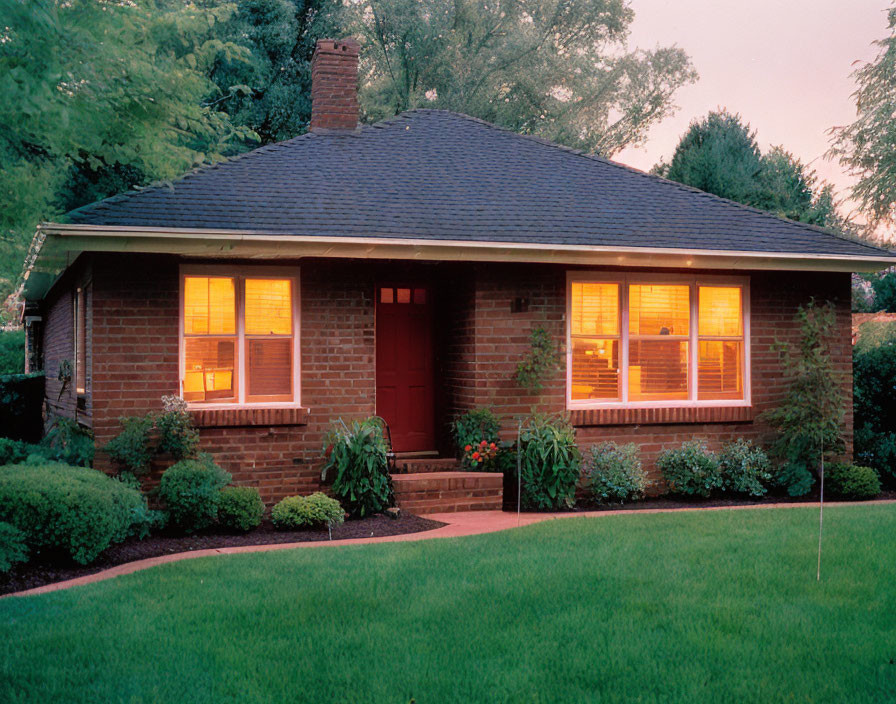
xmin=571 ymin=283 xmax=619 ymax=336
xmin=699 ymin=286 xmax=742 ymax=337
xmin=569 ymin=283 xmax=620 ymax=400
xmin=629 ymin=284 xmax=689 ymax=336
xmin=184 ymin=277 xmax=235 ymax=335
xmin=697 ymin=286 xmax=744 ymax=400
xmin=245 ymin=279 xmax=292 ymax=335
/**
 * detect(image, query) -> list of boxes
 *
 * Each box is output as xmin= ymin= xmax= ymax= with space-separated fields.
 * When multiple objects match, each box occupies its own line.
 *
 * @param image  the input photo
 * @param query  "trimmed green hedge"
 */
xmin=825 ymin=463 xmax=881 ymax=500
xmin=218 ymin=486 xmax=264 ymax=532
xmin=0 ymin=463 xmax=149 ymax=564
xmin=271 ymin=493 xmax=345 ymax=530
xmin=158 ymin=457 xmax=231 ymax=533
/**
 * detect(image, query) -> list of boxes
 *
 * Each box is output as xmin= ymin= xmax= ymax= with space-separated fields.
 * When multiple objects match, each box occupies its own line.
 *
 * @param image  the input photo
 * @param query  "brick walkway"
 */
xmin=5 ymin=500 xmax=892 ymax=599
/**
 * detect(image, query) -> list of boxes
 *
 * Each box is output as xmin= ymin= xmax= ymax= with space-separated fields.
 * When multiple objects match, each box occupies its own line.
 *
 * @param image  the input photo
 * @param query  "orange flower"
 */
xmin=489 ymin=442 xmax=497 ymax=449
xmin=472 ymin=452 xmax=481 ymax=460
xmin=464 ymin=444 xmax=472 ymax=452
xmin=480 ymin=440 xmax=488 ymax=447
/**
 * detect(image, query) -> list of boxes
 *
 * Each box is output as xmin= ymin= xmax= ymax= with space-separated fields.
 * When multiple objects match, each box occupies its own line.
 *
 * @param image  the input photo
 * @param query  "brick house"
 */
xmin=21 ymin=38 xmax=894 ymax=511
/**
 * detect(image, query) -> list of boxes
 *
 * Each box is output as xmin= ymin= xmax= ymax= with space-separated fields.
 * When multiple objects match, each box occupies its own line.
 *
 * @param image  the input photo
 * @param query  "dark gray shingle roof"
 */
xmin=68 ymin=110 xmax=890 ymax=259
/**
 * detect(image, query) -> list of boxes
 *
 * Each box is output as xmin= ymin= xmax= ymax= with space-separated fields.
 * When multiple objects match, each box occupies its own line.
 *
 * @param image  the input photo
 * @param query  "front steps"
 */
xmin=391 ymin=471 xmax=503 ymax=515
xmin=392 ymin=457 xmax=459 ymax=474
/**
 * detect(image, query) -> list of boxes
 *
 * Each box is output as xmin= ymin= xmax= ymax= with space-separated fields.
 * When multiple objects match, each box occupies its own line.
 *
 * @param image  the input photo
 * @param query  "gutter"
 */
xmin=23 ymin=223 xmax=896 ymax=300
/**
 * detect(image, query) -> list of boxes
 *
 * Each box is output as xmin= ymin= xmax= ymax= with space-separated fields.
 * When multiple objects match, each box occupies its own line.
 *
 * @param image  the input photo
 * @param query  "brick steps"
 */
xmin=391 ymin=471 xmax=503 ymax=515
xmin=392 ymin=457 xmax=460 ymax=474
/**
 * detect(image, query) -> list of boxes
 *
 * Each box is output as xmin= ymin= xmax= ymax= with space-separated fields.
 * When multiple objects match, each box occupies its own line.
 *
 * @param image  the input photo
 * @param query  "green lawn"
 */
xmin=2 ymin=505 xmax=894 ymax=703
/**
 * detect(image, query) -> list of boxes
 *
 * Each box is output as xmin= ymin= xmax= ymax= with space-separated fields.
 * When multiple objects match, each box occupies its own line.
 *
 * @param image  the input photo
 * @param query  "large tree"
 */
xmin=828 ymin=5 xmax=896 ymax=228
xmin=0 ymin=0 xmax=258 ymax=314
xmin=342 ymin=0 xmax=697 ymax=156
xmin=655 ymin=110 xmax=844 ymax=231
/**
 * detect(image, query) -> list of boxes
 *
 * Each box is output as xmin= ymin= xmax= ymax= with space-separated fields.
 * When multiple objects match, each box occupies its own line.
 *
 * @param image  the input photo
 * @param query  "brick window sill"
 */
xmin=570 ymin=405 xmax=754 ymax=427
xmin=190 ymin=406 xmax=310 ymax=428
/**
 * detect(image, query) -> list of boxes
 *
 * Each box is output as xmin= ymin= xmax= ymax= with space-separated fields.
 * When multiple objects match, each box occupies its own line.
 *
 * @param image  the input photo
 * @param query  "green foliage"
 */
xmin=104 ymin=416 xmax=156 ymax=475
xmin=271 ymin=492 xmax=345 ymax=530
xmin=517 ymin=414 xmax=581 ymax=510
xmin=824 ymin=463 xmax=881 ymax=500
xmin=452 ymin=408 xmax=501 ymax=469
xmin=718 ymin=439 xmax=771 ymax=497
xmin=0 ymin=437 xmax=38 ymax=466
xmin=515 ymin=327 xmax=558 ymax=394
xmin=218 ymin=486 xmax=265 ymax=532
xmin=158 ymin=457 xmax=232 ymax=533
xmin=0 ymin=330 xmax=24 ymax=374
xmin=657 ymin=110 xmax=845 ymax=231
xmin=583 ymin=442 xmax=648 ymax=504
xmin=870 ymin=271 xmax=896 ymax=312
xmin=828 ymin=7 xmax=896 ymax=227
xmin=344 ymin=0 xmax=696 ymax=156
xmin=43 ymin=417 xmax=94 ymax=467
xmin=656 ymin=440 xmax=722 ymax=498
xmin=156 ymin=395 xmax=201 ymax=461
xmin=0 ymin=462 xmax=148 ymax=564
xmin=0 ymin=521 xmax=29 ymax=573
xmin=0 ymin=0 xmax=260 ymax=304
xmin=853 ymin=323 xmax=896 ymax=485
xmin=321 ymin=418 xmax=393 ymax=518
xmin=762 ymin=300 xmax=845 ymax=496
xmin=0 ymin=372 xmax=45 ymax=442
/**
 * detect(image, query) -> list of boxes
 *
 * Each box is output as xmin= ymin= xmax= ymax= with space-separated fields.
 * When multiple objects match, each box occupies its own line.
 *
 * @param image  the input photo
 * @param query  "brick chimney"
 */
xmin=310 ymin=38 xmax=360 ymax=132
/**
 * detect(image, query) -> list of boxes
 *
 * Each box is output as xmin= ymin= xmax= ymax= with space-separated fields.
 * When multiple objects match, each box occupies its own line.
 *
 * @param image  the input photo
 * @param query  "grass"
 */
xmin=1 ymin=504 xmax=895 ymax=703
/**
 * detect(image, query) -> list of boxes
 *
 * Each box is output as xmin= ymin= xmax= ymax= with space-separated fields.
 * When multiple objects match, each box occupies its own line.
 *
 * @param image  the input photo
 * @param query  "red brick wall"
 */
xmin=43 ymin=284 xmax=76 ymax=424
xmin=310 ymin=38 xmax=360 ymax=131
xmin=43 ymin=253 xmax=852 ymax=501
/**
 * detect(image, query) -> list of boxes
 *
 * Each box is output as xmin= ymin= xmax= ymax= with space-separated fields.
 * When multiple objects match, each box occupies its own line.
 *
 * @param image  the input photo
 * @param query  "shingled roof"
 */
xmin=67 ymin=109 xmax=889 ymax=259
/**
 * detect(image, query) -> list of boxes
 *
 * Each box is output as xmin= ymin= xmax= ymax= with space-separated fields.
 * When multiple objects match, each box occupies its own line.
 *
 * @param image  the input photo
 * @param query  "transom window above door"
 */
xmin=567 ymin=273 xmax=749 ymax=409
xmin=180 ymin=266 xmax=300 ymax=407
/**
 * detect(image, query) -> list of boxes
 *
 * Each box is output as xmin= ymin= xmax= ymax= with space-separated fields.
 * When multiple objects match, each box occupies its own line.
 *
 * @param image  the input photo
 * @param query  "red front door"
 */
xmin=376 ymin=285 xmax=435 ymax=452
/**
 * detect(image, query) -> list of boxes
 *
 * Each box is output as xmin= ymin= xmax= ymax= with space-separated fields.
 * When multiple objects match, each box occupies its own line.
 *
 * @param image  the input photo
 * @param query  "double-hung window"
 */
xmin=567 ymin=273 xmax=749 ymax=408
xmin=180 ymin=267 xmax=300 ymax=407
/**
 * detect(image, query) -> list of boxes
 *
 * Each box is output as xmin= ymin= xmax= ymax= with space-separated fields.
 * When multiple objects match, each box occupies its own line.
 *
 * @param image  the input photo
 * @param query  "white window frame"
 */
xmin=179 ymin=264 xmax=302 ymax=409
xmin=566 ymin=271 xmax=751 ymax=410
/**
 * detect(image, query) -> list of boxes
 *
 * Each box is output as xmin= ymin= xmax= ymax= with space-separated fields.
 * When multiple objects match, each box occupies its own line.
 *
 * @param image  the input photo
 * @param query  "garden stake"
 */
xmin=817 ymin=440 xmax=824 ymax=581
xmin=517 ymin=418 xmax=522 ymax=527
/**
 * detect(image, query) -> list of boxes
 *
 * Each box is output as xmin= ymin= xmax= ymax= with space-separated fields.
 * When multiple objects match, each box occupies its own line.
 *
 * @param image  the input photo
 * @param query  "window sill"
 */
xmin=190 ymin=406 xmax=309 ymax=428
xmin=570 ymin=405 xmax=754 ymax=427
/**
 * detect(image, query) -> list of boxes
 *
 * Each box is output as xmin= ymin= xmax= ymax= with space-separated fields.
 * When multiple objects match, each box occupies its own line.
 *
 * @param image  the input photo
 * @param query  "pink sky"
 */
xmin=616 ymin=0 xmax=890 ymax=235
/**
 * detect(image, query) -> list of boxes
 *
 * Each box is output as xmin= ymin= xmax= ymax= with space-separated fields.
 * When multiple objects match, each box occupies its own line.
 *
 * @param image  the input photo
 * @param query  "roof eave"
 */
xmin=24 ymin=223 xmax=894 ymax=300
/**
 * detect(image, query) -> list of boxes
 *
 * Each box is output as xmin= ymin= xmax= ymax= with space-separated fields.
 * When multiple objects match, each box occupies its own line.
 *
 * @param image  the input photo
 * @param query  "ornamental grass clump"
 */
xmin=583 ymin=442 xmax=649 ymax=504
xmin=657 ymin=440 xmax=722 ymax=498
xmin=321 ymin=418 xmax=393 ymax=518
xmin=271 ymin=493 xmax=345 ymax=530
xmin=517 ymin=414 xmax=581 ymax=510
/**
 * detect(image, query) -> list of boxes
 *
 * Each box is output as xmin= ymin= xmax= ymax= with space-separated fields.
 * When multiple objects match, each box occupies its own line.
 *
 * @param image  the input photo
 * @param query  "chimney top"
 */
xmin=310 ymin=38 xmax=361 ymax=133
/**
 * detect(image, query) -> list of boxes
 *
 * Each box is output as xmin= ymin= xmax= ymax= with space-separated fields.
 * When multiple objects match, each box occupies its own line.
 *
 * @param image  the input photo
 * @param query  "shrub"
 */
xmin=657 ymin=441 xmax=722 ymax=498
xmin=0 ymin=437 xmax=39 ymax=466
xmin=854 ymin=325 xmax=896 ymax=486
xmin=104 ymin=415 xmax=155 ymax=475
xmin=583 ymin=442 xmax=648 ymax=504
xmin=718 ymin=439 xmax=772 ymax=497
xmin=218 ymin=486 xmax=265 ymax=532
xmin=0 ymin=521 xmax=28 ymax=573
xmin=452 ymin=408 xmax=501 ymax=469
xmin=43 ymin=417 xmax=94 ymax=467
xmin=155 ymin=395 xmax=200 ymax=461
xmin=824 ymin=463 xmax=881 ymax=500
xmin=517 ymin=414 xmax=581 ymax=510
xmin=271 ymin=493 xmax=345 ymax=530
xmin=322 ymin=418 xmax=393 ymax=518
xmin=158 ymin=456 xmax=231 ymax=532
xmin=0 ymin=329 xmax=25 ymax=375
xmin=0 ymin=462 xmax=148 ymax=564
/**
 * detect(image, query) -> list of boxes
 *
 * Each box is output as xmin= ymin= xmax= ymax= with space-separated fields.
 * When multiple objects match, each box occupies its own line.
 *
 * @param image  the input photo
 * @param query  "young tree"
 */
xmin=828 ymin=5 xmax=896 ymax=227
xmin=342 ymin=0 xmax=697 ymax=156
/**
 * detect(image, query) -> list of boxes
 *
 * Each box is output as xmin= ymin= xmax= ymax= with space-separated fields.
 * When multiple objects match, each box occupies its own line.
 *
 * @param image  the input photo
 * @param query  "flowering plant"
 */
xmin=463 ymin=439 xmax=499 ymax=468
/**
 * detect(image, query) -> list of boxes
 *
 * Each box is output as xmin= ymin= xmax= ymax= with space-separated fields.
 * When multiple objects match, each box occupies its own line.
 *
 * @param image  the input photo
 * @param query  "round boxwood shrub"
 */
xmin=271 ymin=493 xmax=345 ymax=530
xmin=218 ymin=486 xmax=264 ymax=533
xmin=0 ymin=462 xmax=148 ymax=564
xmin=583 ymin=442 xmax=649 ymax=504
xmin=824 ymin=463 xmax=881 ymax=500
xmin=158 ymin=456 xmax=231 ymax=533
xmin=0 ymin=521 xmax=29 ymax=573
xmin=657 ymin=440 xmax=722 ymax=498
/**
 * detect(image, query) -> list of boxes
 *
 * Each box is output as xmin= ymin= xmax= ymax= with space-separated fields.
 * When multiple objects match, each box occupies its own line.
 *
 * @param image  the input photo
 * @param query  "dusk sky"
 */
xmin=615 ymin=0 xmax=890 ymax=234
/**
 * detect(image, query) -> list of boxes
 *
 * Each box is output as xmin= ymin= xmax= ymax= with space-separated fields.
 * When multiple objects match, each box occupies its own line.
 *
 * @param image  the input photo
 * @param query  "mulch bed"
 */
xmin=0 ymin=514 xmax=445 ymax=596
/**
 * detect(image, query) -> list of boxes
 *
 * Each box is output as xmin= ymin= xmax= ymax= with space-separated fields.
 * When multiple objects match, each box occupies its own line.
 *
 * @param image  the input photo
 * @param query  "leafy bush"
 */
xmin=583 ymin=442 xmax=648 ymax=504
xmin=104 ymin=416 xmax=155 ymax=475
xmin=43 ymin=417 xmax=94 ymax=467
xmin=0 ymin=329 xmax=25 ymax=374
xmin=271 ymin=493 xmax=345 ymax=530
xmin=452 ymin=408 xmax=501 ymax=469
xmin=515 ymin=326 xmax=558 ymax=393
xmin=0 ymin=462 xmax=148 ymax=564
xmin=854 ymin=325 xmax=896 ymax=486
xmin=718 ymin=439 xmax=771 ymax=497
xmin=218 ymin=486 xmax=265 ymax=532
xmin=0 ymin=437 xmax=39 ymax=466
xmin=0 ymin=521 xmax=28 ymax=573
xmin=321 ymin=418 xmax=393 ymax=518
xmin=824 ymin=463 xmax=881 ymax=500
xmin=158 ymin=456 xmax=231 ymax=532
xmin=762 ymin=300 xmax=845 ymax=496
xmin=657 ymin=441 xmax=722 ymax=498
xmin=517 ymin=414 xmax=581 ymax=510
xmin=156 ymin=395 xmax=200 ymax=461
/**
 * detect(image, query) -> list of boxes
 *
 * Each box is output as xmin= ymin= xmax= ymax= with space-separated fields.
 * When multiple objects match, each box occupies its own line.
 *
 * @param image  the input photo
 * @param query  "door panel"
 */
xmin=376 ymin=285 xmax=436 ymax=452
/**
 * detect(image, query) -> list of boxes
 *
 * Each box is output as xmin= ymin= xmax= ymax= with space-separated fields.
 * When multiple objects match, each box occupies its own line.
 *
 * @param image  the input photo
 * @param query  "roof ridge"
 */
xmin=397 ymin=109 xmax=890 ymax=255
